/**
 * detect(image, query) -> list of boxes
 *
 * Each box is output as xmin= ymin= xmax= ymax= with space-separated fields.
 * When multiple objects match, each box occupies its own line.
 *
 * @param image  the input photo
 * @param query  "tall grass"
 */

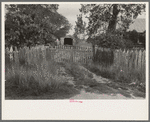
xmin=5 ymin=47 xmax=78 ymax=98
xmin=85 ymin=62 xmax=145 ymax=84
xmin=6 ymin=60 xmax=71 ymax=97
xmin=84 ymin=48 xmax=146 ymax=92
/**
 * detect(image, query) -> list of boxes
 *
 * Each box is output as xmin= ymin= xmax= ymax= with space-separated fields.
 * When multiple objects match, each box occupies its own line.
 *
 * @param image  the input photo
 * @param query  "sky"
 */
xmin=57 ymin=4 xmax=87 ymax=35
xmin=58 ymin=4 xmax=146 ymax=35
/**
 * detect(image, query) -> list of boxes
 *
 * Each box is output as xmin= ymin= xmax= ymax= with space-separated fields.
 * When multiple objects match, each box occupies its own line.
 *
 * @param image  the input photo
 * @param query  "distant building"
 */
xmin=60 ymin=35 xmax=75 ymax=45
xmin=127 ymin=19 xmax=145 ymax=33
xmin=127 ymin=18 xmax=146 ymax=45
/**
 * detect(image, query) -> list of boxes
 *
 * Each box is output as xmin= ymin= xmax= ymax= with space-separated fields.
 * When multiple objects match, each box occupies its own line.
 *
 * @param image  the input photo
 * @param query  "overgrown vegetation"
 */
xmin=95 ymin=30 xmax=134 ymax=49
xmin=83 ymin=49 xmax=146 ymax=93
xmin=5 ymin=60 xmax=78 ymax=98
xmin=5 ymin=47 xmax=96 ymax=99
xmin=5 ymin=47 xmax=76 ymax=99
xmin=5 ymin=44 xmax=145 ymax=99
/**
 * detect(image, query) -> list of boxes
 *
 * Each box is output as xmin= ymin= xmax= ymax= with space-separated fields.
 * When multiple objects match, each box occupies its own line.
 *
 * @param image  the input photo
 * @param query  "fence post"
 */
xmin=70 ymin=48 xmax=74 ymax=62
xmin=138 ymin=50 xmax=142 ymax=71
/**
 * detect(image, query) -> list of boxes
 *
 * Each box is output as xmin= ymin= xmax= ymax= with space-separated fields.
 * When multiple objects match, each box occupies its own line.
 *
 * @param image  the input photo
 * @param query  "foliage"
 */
xmin=5 ymin=47 xmax=80 ymax=98
xmin=139 ymin=31 xmax=146 ymax=45
xmin=80 ymin=4 xmax=146 ymax=35
xmin=126 ymin=30 xmax=146 ymax=46
xmin=94 ymin=30 xmax=134 ymax=49
xmin=79 ymin=4 xmax=145 ymax=49
xmin=128 ymin=30 xmax=139 ymax=44
xmin=75 ymin=14 xmax=86 ymax=34
xmin=73 ymin=14 xmax=87 ymax=44
xmin=5 ymin=60 xmax=76 ymax=98
xmin=5 ymin=4 xmax=71 ymax=49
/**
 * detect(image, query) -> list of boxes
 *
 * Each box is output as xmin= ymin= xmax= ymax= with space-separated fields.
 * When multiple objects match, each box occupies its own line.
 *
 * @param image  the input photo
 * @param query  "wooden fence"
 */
xmin=6 ymin=45 xmax=94 ymax=64
xmin=95 ymin=47 xmax=146 ymax=73
xmin=6 ymin=45 xmax=146 ymax=72
xmin=48 ymin=45 xmax=93 ymax=63
xmin=114 ymin=49 xmax=145 ymax=73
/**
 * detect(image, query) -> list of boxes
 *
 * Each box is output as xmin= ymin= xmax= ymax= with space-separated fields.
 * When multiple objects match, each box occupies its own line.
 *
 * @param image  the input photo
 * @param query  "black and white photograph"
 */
xmin=2 ymin=2 xmax=149 ymax=120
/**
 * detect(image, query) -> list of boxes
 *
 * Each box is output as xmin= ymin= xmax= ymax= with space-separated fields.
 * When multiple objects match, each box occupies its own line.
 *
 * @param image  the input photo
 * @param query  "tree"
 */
xmin=73 ymin=14 xmax=86 ymax=44
xmin=5 ymin=4 xmax=71 ymax=49
xmin=80 ymin=4 xmax=146 ymax=34
xmin=79 ymin=4 xmax=145 ymax=61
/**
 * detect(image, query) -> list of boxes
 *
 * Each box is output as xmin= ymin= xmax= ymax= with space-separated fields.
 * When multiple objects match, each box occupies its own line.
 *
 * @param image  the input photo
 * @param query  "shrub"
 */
xmin=95 ymin=31 xmax=134 ymax=49
xmin=128 ymin=30 xmax=139 ymax=44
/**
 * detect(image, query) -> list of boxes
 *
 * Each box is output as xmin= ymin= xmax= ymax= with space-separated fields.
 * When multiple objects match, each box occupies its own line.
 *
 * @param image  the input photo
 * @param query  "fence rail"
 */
xmin=6 ymin=45 xmax=94 ymax=64
xmin=6 ymin=45 xmax=146 ymax=70
xmin=95 ymin=47 xmax=145 ymax=73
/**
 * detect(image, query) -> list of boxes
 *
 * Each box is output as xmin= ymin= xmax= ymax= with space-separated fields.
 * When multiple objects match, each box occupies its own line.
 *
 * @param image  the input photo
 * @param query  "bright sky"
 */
xmin=58 ymin=4 xmax=87 ymax=35
xmin=58 ymin=4 xmax=146 ymax=35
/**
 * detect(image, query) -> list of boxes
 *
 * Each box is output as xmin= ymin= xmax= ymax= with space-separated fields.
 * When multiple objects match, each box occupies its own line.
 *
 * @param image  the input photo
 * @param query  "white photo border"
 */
xmin=2 ymin=2 xmax=149 ymax=120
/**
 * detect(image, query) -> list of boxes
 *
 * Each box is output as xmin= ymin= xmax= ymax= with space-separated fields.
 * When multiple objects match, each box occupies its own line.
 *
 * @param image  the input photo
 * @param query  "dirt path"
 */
xmin=69 ymin=89 xmax=144 ymax=99
xmin=69 ymin=66 xmax=145 ymax=100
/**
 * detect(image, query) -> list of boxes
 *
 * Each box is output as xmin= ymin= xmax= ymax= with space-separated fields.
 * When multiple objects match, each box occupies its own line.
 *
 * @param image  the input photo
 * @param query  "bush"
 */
xmin=95 ymin=31 xmax=134 ymax=49
xmin=128 ymin=30 xmax=139 ymax=44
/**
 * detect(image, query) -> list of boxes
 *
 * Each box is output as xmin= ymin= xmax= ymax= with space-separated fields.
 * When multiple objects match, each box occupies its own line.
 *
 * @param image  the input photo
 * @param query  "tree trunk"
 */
xmin=107 ymin=4 xmax=120 ymax=32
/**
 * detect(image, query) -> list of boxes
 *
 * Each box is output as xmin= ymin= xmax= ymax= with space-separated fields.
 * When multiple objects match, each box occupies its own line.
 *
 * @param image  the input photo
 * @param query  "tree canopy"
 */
xmin=80 ymin=4 xmax=145 ymax=36
xmin=79 ymin=4 xmax=146 ymax=49
xmin=5 ymin=4 xmax=71 ymax=48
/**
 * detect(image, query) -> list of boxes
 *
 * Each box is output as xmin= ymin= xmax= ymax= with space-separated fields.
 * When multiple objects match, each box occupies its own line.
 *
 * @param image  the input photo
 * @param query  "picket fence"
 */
xmin=114 ymin=49 xmax=145 ymax=73
xmin=6 ymin=45 xmax=94 ymax=64
xmin=6 ymin=45 xmax=146 ymax=72
xmin=95 ymin=48 xmax=146 ymax=73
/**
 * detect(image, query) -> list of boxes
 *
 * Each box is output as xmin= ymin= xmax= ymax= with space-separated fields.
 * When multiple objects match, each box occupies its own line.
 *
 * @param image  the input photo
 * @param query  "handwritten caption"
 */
xmin=69 ymin=99 xmax=83 ymax=103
